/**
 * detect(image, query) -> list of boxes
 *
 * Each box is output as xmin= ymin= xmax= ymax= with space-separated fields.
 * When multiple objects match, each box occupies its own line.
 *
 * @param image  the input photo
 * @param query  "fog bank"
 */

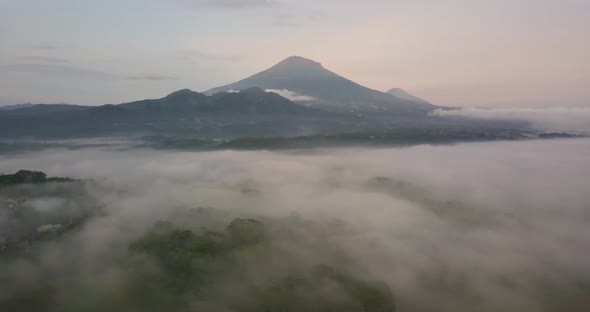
xmin=1 ymin=140 xmax=590 ymax=311
xmin=432 ymin=107 xmax=590 ymax=133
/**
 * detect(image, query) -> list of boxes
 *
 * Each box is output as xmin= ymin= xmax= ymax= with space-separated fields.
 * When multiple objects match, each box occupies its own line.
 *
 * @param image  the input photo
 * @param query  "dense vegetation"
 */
xmin=140 ymin=128 xmax=534 ymax=151
xmin=0 ymin=170 xmax=73 ymax=187
xmin=0 ymin=214 xmax=395 ymax=312
xmin=121 ymin=218 xmax=395 ymax=312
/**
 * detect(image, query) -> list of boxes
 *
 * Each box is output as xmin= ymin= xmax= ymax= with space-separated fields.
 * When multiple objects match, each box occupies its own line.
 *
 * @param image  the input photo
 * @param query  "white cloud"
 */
xmin=265 ymin=89 xmax=316 ymax=101
xmin=432 ymin=107 xmax=590 ymax=133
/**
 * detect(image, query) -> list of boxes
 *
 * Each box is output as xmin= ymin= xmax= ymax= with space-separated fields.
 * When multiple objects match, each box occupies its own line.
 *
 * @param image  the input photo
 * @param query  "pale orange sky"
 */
xmin=0 ymin=0 xmax=588 ymax=107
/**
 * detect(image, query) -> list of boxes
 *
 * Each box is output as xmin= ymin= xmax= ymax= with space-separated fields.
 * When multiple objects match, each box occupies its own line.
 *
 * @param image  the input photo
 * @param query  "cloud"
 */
xmin=21 ymin=55 xmax=68 ymax=63
xmin=0 ymin=63 xmax=114 ymax=80
xmin=30 ymin=44 xmax=60 ymax=51
xmin=432 ymin=107 xmax=590 ymax=134
xmin=181 ymin=50 xmax=240 ymax=62
xmin=127 ymin=74 xmax=178 ymax=81
xmin=179 ymin=0 xmax=279 ymax=9
xmin=265 ymin=89 xmax=316 ymax=101
xmin=270 ymin=9 xmax=323 ymax=27
xmin=1 ymin=139 xmax=590 ymax=310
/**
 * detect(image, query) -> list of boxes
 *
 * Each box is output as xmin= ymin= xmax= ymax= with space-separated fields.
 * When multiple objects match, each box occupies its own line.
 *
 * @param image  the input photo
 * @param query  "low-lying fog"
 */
xmin=1 ymin=139 xmax=590 ymax=311
xmin=433 ymin=107 xmax=590 ymax=133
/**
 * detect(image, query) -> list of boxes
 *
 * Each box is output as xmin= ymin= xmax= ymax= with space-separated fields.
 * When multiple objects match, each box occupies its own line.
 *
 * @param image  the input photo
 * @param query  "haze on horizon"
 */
xmin=0 ymin=0 xmax=588 ymax=108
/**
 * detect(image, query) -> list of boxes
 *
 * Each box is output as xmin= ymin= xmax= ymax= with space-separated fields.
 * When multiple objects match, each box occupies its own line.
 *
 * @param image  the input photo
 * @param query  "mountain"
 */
xmin=0 ymin=88 xmax=337 ymax=139
xmin=0 ymin=103 xmax=35 ymax=111
xmin=387 ymin=88 xmax=430 ymax=104
xmin=205 ymin=56 xmax=437 ymax=114
xmin=120 ymin=87 xmax=316 ymax=115
xmin=4 ymin=104 xmax=88 ymax=114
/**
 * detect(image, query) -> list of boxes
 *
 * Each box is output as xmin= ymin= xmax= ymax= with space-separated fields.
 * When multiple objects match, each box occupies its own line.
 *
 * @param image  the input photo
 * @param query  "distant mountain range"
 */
xmin=0 ymin=103 xmax=35 ymax=111
xmin=0 ymin=56 xmax=535 ymax=143
xmin=0 ymin=87 xmax=343 ymax=139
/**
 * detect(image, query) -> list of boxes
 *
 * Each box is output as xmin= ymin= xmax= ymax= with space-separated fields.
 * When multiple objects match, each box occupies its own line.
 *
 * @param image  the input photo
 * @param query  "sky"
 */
xmin=0 ymin=0 xmax=588 ymax=107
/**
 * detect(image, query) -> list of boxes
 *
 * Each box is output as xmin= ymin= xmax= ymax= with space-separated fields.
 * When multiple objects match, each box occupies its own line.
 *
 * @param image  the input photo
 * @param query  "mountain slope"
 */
xmin=205 ymin=56 xmax=437 ymax=114
xmin=120 ymin=89 xmax=209 ymax=112
xmin=387 ymin=88 xmax=430 ymax=104
xmin=207 ymin=87 xmax=318 ymax=114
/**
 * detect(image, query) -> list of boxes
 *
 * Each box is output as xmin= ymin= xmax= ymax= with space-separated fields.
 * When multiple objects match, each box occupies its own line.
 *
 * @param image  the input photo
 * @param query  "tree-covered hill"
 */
xmin=0 ymin=217 xmax=396 ymax=312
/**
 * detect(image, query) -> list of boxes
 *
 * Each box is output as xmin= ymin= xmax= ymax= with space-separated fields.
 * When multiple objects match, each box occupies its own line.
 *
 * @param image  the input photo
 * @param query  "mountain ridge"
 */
xmin=387 ymin=88 xmax=430 ymax=104
xmin=0 ymin=87 xmax=342 ymax=139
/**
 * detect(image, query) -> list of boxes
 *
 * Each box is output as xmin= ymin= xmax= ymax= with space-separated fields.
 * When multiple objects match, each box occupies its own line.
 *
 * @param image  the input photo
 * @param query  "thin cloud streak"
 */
xmin=20 ymin=55 xmax=69 ymax=63
xmin=127 ymin=74 xmax=178 ymax=81
xmin=181 ymin=50 xmax=241 ymax=62
xmin=179 ymin=0 xmax=279 ymax=9
xmin=0 ymin=64 xmax=115 ymax=80
xmin=29 ymin=44 xmax=60 ymax=51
